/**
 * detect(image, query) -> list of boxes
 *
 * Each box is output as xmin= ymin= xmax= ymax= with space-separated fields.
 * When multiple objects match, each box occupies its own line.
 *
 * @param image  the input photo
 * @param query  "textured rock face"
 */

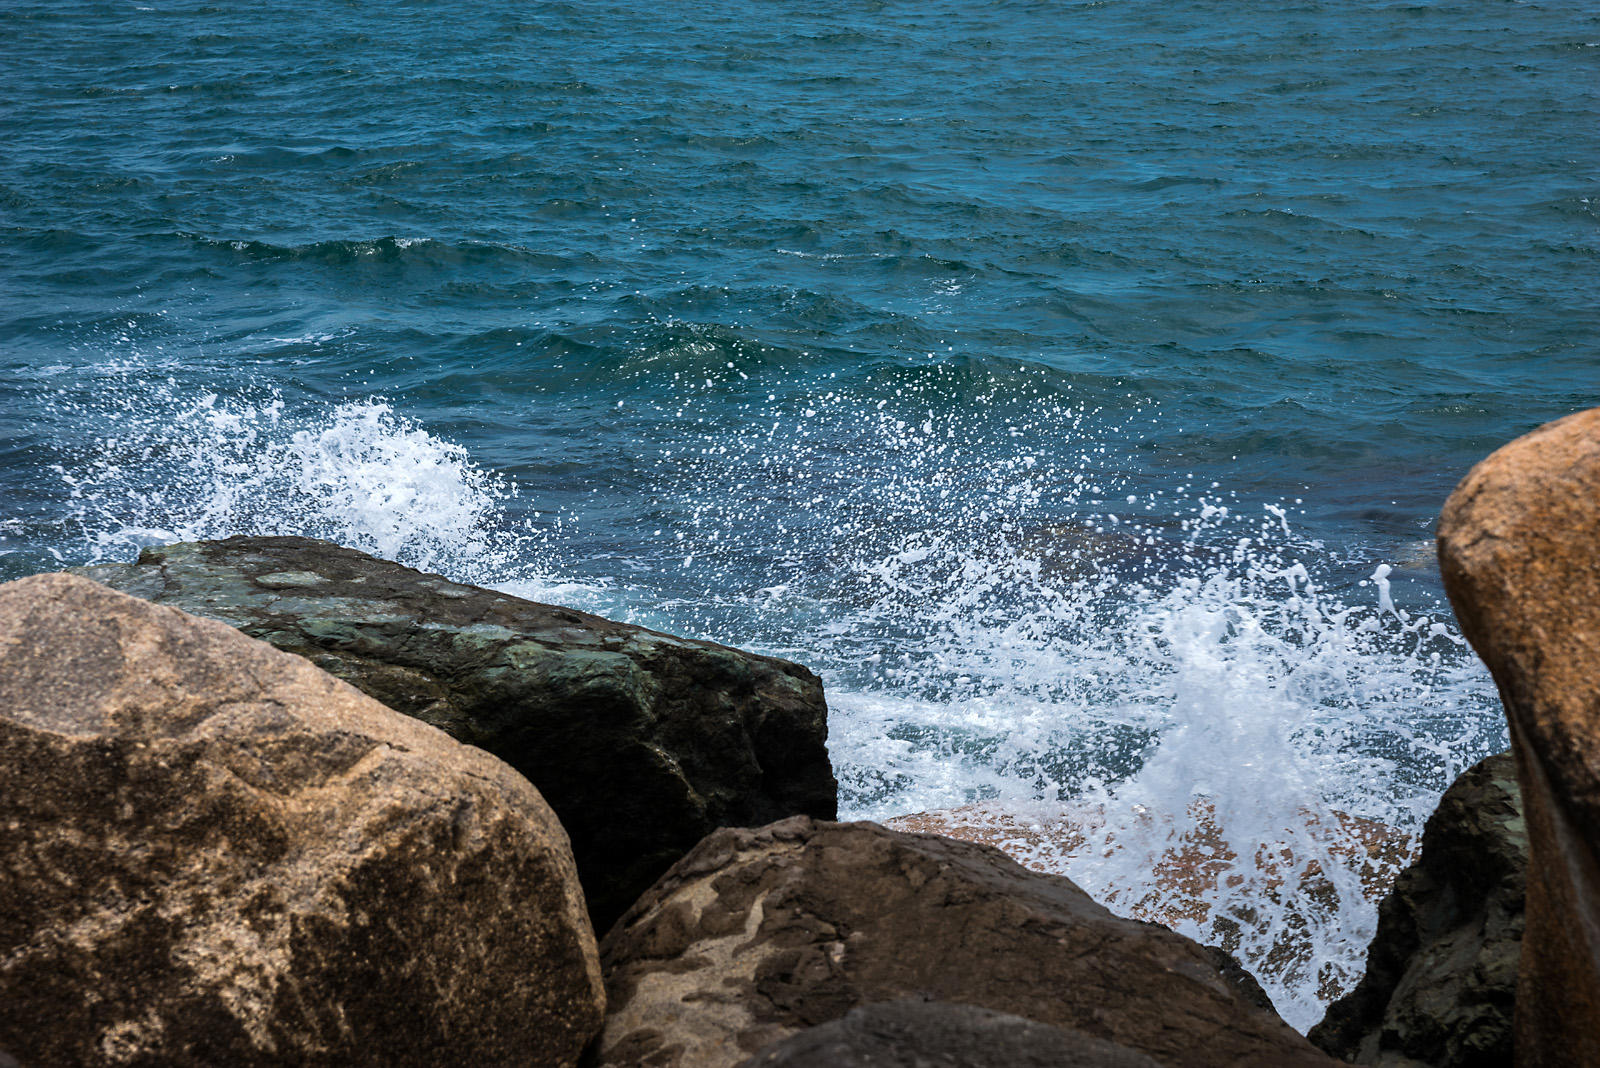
xmin=594 ymin=817 xmax=1335 ymax=1068
xmin=1310 ymin=752 xmax=1525 ymax=1067
xmin=0 ymin=573 xmax=603 ymax=1067
xmin=80 ymin=536 xmax=837 ymax=930
xmin=738 ymin=998 xmax=1163 ymax=1068
xmin=1436 ymin=408 xmax=1600 ymax=1068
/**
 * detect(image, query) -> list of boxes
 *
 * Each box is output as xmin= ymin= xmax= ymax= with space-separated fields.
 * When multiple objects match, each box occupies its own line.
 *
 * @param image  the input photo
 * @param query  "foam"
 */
xmin=817 ymin=522 xmax=1498 ymax=1029
xmin=625 ymin=371 xmax=1503 ymax=1029
xmin=54 ymin=383 xmax=566 ymax=592
xmin=51 ymin=368 xmax=1503 ymax=1030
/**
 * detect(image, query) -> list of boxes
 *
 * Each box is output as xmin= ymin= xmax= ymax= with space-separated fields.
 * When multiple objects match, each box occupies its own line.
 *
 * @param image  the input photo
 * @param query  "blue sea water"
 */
xmin=3 ymin=0 xmax=1596 ymax=1026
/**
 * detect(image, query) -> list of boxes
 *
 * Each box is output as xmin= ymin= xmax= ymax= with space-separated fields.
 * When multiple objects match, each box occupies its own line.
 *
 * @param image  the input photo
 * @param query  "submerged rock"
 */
xmin=593 ymin=817 xmax=1335 ymax=1068
xmin=737 ymin=998 xmax=1163 ymax=1068
xmin=889 ymin=800 xmax=1411 ymax=1004
xmin=1437 ymin=407 xmax=1600 ymax=1068
xmin=79 ymin=536 xmax=837 ymax=930
xmin=1017 ymin=519 xmax=1220 ymax=582
xmin=0 ymin=573 xmax=603 ymax=1066
xmin=1310 ymin=752 xmax=1524 ymax=1067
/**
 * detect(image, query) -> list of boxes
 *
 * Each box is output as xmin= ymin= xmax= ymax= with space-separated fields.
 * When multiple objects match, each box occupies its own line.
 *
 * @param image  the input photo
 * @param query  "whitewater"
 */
xmin=25 ymin=372 xmax=1502 ymax=1030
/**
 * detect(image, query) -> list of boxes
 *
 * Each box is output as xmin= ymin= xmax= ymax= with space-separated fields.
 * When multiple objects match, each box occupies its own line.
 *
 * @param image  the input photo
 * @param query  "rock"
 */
xmin=888 ymin=800 xmax=1411 ymax=1003
xmin=592 ymin=817 xmax=1336 ymax=1068
xmin=79 ymin=536 xmax=837 ymax=930
xmin=1017 ymin=520 xmax=1219 ymax=583
xmin=889 ymin=801 xmax=1408 ymax=917
xmin=737 ymin=998 xmax=1163 ymax=1067
xmin=1309 ymin=752 xmax=1524 ymax=1067
xmin=0 ymin=573 xmax=603 ymax=1066
xmin=1436 ymin=408 xmax=1600 ymax=1068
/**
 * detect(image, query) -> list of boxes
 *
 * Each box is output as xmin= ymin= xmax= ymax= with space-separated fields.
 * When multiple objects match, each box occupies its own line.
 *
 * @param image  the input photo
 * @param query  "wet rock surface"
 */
xmin=1310 ymin=752 xmax=1524 ymax=1067
xmin=737 ymin=998 xmax=1163 ymax=1068
xmin=0 ymin=573 xmax=603 ymax=1067
xmin=80 ymin=535 xmax=837 ymax=930
xmin=1437 ymin=407 xmax=1600 ymax=1068
xmin=889 ymin=799 xmax=1410 ymax=1006
xmin=593 ymin=817 xmax=1335 ymax=1068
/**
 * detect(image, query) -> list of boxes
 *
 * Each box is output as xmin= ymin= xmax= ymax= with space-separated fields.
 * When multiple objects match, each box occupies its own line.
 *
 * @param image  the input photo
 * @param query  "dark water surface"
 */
xmin=4 ymin=0 xmax=1596 ymax=1025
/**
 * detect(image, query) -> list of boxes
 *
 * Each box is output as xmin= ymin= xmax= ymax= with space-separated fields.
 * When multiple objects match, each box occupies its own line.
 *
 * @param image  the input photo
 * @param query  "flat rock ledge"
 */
xmin=79 ymin=535 xmax=838 ymax=931
xmin=0 ymin=574 xmax=603 ymax=1066
xmin=592 ymin=816 xmax=1335 ymax=1068
xmin=1311 ymin=751 xmax=1525 ymax=1067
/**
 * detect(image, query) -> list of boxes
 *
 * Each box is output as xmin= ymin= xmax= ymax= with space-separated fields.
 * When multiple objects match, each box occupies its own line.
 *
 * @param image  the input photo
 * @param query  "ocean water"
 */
xmin=4 ymin=0 xmax=1596 ymax=1029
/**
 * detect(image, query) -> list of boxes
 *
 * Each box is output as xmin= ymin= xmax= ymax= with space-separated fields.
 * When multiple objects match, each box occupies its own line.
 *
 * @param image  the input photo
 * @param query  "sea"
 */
xmin=4 ymin=0 xmax=1596 ymax=1030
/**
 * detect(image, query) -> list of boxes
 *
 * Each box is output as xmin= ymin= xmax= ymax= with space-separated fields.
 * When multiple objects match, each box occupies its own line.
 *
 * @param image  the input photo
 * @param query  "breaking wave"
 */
xmin=48 ymin=365 xmax=1502 ymax=1030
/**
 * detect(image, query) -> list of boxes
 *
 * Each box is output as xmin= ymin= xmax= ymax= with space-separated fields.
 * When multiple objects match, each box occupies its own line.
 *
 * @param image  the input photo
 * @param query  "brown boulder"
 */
xmin=0 ymin=573 xmax=604 ymax=1066
xmin=1437 ymin=407 xmax=1600 ymax=1068
xmin=592 ymin=817 xmax=1335 ymax=1068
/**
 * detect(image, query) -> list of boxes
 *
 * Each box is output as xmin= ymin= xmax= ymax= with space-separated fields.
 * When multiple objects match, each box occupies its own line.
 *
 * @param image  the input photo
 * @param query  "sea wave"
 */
xmin=39 ymin=363 xmax=1505 ymax=1029
xmin=46 ymin=380 xmax=553 ymax=593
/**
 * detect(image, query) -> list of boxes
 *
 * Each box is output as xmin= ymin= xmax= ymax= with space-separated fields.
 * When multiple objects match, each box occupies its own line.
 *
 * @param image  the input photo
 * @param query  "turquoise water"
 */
xmin=4 ymin=0 xmax=1596 ymax=1025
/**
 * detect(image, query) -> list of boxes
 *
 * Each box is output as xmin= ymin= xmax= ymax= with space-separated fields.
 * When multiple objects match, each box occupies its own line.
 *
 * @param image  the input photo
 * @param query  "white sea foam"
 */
xmin=633 ymin=370 xmax=1503 ymax=1031
xmin=818 ymin=518 xmax=1497 ymax=1030
xmin=52 ymin=366 xmax=1503 ymax=1031
xmin=53 ymin=382 xmax=573 ymax=593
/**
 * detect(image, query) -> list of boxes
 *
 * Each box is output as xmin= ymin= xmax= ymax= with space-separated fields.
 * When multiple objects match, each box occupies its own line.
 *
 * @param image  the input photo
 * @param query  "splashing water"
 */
xmin=617 ymin=368 xmax=1502 ymax=1029
xmin=835 ymin=516 xmax=1496 ymax=1028
xmin=42 ymin=363 xmax=1503 ymax=1031
xmin=1058 ymin=558 xmax=1491 ymax=1025
xmin=46 ymin=379 xmax=551 ymax=591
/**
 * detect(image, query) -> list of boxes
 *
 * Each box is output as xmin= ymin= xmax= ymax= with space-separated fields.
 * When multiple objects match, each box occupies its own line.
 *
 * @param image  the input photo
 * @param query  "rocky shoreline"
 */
xmin=3 ymin=410 xmax=1597 ymax=1065
xmin=75 ymin=537 xmax=837 ymax=934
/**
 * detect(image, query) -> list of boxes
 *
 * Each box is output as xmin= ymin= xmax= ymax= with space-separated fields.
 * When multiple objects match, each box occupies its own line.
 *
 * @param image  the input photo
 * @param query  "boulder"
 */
xmin=737 ymin=998 xmax=1163 ymax=1068
xmin=592 ymin=817 xmax=1336 ymax=1068
xmin=79 ymin=536 xmax=837 ymax=930
xmin=1437 ymin=408 xmax=1600 ymax=1068
xmin=1309 ymin=751 xmax=1524 ymax=1066
xmin=0 ymin=573 xmax=603 ymax=1066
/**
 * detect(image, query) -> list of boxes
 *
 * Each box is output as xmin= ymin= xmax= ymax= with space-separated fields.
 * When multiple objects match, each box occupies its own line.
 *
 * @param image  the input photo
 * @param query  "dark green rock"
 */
xmin=1309 ymin=751 xmax=1524 ymax=1067
xmin=79 ymin=536 xmax=837 ymax=930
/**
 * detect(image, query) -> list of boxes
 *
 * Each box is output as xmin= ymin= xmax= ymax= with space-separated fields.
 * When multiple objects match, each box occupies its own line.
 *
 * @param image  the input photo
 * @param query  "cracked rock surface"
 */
xmin=79 ymin=536 xmax=837 ymax=930
xmin=0 ymin=573 xmax=603 ymax=1066
xmin=592 ymin=817 xmax=1336 ymax=1068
